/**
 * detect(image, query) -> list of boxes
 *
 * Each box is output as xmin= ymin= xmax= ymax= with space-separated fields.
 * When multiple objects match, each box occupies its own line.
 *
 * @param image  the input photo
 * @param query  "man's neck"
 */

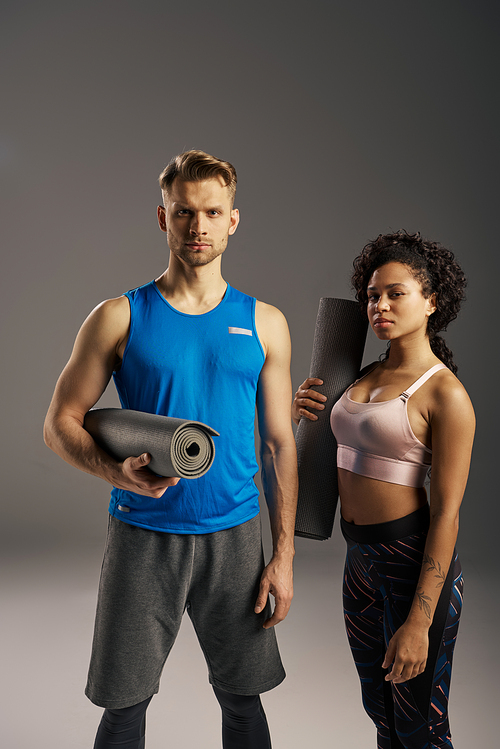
xmin=155 ymin=255 xmax=228 ymax=315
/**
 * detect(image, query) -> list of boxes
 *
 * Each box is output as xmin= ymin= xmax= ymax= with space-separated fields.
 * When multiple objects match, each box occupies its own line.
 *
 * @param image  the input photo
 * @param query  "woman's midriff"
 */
xmin=338 ymin=468 xmax=428 ymax=525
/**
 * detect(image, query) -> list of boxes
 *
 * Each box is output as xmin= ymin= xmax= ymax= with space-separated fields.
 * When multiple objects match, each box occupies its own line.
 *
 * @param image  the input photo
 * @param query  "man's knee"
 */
xmin=93 ymin=696 xmax=153 ymax=749
xmin=212 ymin=686 xmax=266 ymax=727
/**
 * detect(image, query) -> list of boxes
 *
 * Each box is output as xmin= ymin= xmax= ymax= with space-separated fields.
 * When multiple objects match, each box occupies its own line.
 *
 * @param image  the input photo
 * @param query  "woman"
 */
xmin=293 ymin=231 xmax=475 ymax=749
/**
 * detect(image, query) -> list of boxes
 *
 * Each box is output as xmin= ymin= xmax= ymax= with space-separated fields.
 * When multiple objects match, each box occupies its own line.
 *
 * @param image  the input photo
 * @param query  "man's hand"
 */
xmin=118 ymin=453 xmax=180 ymax=497
xmin=254 ymin=554 xmax=294 ymax=629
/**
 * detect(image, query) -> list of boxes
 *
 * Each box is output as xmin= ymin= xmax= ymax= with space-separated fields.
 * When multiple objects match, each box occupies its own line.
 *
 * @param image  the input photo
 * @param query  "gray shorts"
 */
xmin=85 ymin=513 xmax=285 ymax=708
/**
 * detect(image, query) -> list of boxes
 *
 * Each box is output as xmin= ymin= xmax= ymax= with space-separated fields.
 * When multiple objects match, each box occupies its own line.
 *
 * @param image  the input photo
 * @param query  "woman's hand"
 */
xmin=382 ymin=622 xmax=429 ymax=684
xmin=292 ymin=378 xmax=327 ymax=425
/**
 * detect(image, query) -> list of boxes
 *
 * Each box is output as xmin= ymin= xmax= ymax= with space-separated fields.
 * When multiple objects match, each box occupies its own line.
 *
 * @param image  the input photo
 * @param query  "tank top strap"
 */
xmin=402 ymin=362 xmax=448 ymax=399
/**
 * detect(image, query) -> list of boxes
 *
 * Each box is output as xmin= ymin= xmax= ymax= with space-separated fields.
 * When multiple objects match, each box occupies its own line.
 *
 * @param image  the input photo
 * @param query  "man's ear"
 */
xmin=157 ymin=205 xmax=167 ymax=233
xmin=229 ymin=208 xmax=240 ymax=236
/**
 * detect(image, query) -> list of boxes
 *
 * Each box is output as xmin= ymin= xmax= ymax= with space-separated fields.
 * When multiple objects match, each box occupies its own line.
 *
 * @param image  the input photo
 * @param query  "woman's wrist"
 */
xmin=406 ymin=603 xmax=433 ymax=631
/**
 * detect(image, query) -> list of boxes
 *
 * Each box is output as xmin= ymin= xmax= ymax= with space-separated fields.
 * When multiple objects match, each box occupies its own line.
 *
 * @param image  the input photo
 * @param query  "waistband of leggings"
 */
xmin=341 ymin=503 xmax=430 ymax=544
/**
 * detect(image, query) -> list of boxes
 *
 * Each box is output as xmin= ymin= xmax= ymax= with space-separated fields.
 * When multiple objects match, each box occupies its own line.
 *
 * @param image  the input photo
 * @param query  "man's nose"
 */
xmin=190 ymin=213 xmax=208 ymax=235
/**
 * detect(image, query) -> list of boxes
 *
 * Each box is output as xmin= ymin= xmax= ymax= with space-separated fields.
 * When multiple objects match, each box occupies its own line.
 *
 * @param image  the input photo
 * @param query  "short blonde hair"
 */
xmin=159 ymin=149 xmax=237 ymax=202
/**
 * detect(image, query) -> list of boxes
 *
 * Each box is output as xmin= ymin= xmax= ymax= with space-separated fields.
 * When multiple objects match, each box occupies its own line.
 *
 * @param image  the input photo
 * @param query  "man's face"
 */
xmin=158 ymin=176 xmax=239 ymax=267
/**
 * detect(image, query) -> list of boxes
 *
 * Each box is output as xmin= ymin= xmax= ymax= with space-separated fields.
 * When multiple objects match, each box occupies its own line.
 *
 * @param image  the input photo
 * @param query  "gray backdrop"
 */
xmin=2 ymin=2 xmax=498 ymax=746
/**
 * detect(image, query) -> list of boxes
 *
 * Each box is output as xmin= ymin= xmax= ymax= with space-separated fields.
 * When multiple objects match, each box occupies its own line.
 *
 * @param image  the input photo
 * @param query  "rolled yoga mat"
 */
xmin=84 ymin=409 xmax=219 ymax=479
xmin=295 ymin=298 xmax=368 ymax=540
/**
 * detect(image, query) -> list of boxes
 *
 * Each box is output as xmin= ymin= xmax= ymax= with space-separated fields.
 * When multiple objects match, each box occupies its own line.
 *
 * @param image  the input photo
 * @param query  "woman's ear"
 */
xmin=426 ymin=292 xmax=437 ymax=317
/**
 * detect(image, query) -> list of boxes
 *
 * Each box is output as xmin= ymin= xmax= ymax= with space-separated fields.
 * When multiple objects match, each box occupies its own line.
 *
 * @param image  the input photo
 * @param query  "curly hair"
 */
xmin=351 ymin=231 xmax=467 ymax=374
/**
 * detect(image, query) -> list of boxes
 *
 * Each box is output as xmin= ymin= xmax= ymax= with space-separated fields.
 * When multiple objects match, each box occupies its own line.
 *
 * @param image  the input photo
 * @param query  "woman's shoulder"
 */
xmin=427 ymin=365 xmax=475 ymax=422
xmin=430 ymin=364 xmax=465 ymax=395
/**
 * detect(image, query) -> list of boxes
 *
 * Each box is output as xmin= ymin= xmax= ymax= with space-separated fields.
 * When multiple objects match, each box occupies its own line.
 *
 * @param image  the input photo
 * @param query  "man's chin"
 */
xmin=178 ymin=250 xmax=222 ymax=266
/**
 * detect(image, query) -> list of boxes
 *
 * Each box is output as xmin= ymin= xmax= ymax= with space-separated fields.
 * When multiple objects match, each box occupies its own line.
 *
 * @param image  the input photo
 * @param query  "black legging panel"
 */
xmin=93 ymin=696 xmax=152 ymax=749
xmin=93 ymin=689 xmax=271 ymax=749
xmin=212 ymin=686 xmax=272 ymax=749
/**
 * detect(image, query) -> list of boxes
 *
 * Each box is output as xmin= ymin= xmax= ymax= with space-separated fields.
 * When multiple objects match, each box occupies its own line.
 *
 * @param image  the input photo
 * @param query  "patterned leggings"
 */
xmin=341 ymin=505 xmax=463 ymax=749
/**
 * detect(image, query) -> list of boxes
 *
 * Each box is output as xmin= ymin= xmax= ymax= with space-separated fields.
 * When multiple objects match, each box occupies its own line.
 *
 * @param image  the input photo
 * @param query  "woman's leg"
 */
xmin=93 ymin=696 xmax=153 ymax=749
xmin=343 ymin=509 xmax=462 ymax=748
xmin=390 ymin=552 xmax=463 ymax=749
xmin=343 ymin=541 xmax=404 ymax=749
xmin=212 ymin=686 xmax=272 ymax=749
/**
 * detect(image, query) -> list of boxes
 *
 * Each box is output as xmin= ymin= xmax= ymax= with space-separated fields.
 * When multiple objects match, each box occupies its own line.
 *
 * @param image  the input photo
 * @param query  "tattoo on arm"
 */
xmin=416 ymin=587 xmax=432 ymax=619
xmin=423 ymin=554 xmax=446 ymax=588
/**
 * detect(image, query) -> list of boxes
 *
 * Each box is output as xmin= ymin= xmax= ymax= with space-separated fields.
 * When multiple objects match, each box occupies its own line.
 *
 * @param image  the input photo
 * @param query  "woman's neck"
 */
xmin=383 ymin=335 xmax=438 ymax=372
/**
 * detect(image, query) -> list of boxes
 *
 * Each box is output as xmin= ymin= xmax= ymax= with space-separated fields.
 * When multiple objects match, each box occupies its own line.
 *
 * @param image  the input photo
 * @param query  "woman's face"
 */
xmin=366 ymin=262 xmax=436 ymax=342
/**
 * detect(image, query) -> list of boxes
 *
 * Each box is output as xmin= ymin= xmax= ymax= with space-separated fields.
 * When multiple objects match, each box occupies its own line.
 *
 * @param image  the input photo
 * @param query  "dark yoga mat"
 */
xmin=295 ymin=298 xmax=368 ymax=540
xmin=84 ymin=409 xmax=219 ymax=479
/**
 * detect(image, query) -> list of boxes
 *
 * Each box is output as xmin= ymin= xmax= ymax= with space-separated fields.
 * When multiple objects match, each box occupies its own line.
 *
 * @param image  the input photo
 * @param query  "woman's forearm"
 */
xmin=405 ymin=511 xmax=459 ymax=629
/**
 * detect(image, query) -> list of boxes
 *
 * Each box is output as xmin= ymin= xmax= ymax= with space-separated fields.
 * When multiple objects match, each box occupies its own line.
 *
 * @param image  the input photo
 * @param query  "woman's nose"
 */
xmin=377 ymin=296 xmax=390 ymax=311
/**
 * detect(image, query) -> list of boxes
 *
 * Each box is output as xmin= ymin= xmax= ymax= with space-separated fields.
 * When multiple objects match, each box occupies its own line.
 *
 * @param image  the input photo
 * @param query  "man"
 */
xmin=44 ymin=149 xmax=298 ymax=749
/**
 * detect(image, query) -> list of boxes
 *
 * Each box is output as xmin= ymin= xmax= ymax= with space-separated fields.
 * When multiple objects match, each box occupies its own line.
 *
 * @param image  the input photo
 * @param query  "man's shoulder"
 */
xmin=254 ymin=300 xmax=290 ymax=360
xmin=70 ymin=294 xmax=131 ymax=362
xmin=255 ymin=299 xmax=287 ymax=325
xmin=95 ymin=294 xmax=130 ymax=315
xmin=87 ymin=294 xmax=131 ymax=334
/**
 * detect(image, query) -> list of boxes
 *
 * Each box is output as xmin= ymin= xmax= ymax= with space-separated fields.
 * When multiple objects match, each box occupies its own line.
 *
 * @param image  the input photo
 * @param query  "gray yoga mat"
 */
xmin=84 ymin=408 xmax=219 ymax=479
xmin=295 ymin=298 xmax=368 ymax=540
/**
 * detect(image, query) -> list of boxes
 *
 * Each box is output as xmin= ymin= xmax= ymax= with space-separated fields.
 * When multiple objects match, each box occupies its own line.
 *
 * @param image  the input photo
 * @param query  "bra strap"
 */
xmin=402 ymin=363 xmax=448 ymax=399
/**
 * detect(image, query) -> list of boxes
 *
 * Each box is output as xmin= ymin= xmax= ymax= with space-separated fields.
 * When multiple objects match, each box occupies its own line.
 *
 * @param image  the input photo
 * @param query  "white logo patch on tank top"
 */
xmin=228 ymin=327 xmax=253 ymax=336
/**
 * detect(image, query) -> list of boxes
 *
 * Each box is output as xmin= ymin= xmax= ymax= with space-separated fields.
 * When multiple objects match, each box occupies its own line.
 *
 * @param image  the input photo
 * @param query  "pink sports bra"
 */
xmin=330 ymin=362 xmax=447 ymax=487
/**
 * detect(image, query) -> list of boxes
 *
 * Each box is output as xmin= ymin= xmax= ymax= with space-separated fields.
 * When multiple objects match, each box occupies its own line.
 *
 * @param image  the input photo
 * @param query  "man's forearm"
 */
xmin=44 ymin=410 xmax=180 ymax=497
xmin=260 ymin=441 xmax=298 ymax=557
xmin=44 ymin=411 xmax=122 ymax=484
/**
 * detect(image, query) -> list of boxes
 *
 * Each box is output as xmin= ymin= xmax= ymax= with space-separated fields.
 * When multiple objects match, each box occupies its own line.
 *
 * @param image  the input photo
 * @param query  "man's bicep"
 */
xmin=256 ymin=307 xmax=294 ymax=444
xmin=47 ymin=298 xmax=129 ymax=423
xmin=50 ymin=354 xmax=114 ymax=424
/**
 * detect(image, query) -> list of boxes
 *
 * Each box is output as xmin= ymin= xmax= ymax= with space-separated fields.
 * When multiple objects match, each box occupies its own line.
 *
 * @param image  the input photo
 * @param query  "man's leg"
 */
xmin=213 ymin=687 xmax=271 ymax=749
xmin=86 ymin=517 xmax=193 ymax=709
xmin=93 ymin=696 xmax=153 ymax=749
xmin=187 ymin=516 xmax=283 ymax=746
xmin=187 ymin=516 xmax=285 ymax=695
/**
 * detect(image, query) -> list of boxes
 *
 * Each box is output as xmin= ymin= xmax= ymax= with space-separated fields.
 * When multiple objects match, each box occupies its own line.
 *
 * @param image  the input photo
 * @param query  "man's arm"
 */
xmin=254 ymin=301 xmax=298 ymax=629
xmin=44 ymin=297 xmax=179 ymax=496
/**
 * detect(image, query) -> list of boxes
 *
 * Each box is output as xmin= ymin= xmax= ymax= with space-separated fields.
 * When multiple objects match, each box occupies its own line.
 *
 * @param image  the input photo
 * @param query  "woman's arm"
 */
xmin=383 ymin=376 xmax=475 ymax=683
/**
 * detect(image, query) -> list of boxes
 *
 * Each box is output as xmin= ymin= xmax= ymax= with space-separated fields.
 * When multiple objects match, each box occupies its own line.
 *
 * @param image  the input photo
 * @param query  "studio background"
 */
xmin=1 ymin=2 xmax=498 ymax=746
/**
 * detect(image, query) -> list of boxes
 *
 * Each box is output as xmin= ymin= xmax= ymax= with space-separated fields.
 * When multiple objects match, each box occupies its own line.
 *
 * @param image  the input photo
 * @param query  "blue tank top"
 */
xmin=109 ymin=280 xmax=265 ymax=533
